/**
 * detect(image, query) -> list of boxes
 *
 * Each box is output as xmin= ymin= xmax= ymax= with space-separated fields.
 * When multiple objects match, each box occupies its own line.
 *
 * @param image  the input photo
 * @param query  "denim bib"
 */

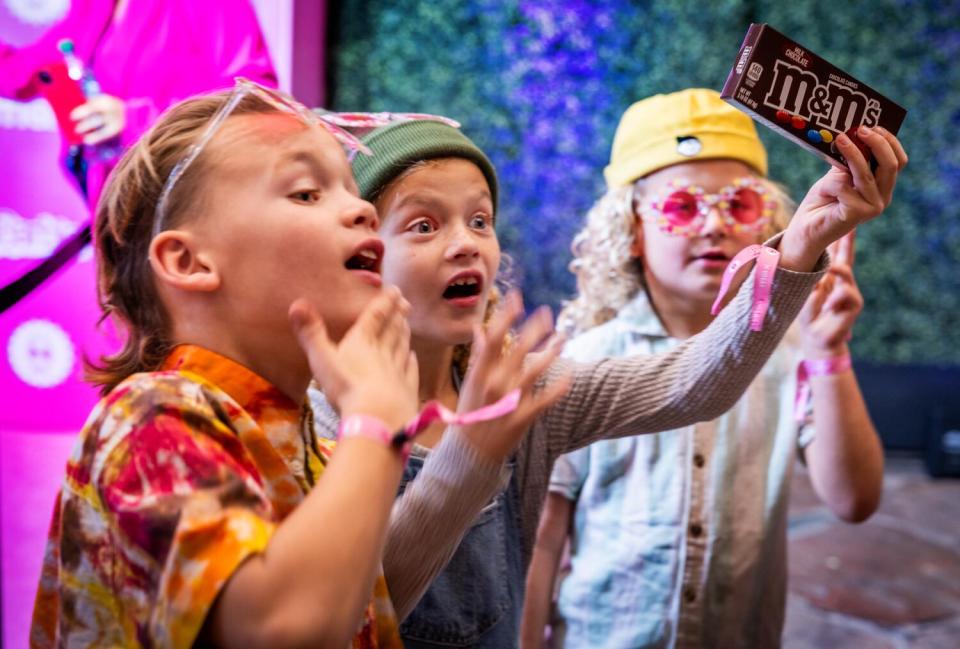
xmin=398 ymin=453 xmax=524 ymax=648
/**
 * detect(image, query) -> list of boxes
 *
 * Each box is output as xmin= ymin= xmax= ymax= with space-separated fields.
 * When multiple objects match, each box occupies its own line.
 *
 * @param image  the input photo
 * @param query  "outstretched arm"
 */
xmin=540 ymin=127 xmax=908 ymax=457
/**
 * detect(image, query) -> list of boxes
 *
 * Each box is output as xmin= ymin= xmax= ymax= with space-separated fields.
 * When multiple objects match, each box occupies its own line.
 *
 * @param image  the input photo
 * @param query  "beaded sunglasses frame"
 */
xmin=639 ymin=176 xmax=778 ymax=237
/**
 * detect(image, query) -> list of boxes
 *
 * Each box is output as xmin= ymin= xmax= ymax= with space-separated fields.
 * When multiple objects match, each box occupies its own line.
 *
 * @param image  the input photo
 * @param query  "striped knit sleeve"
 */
xmin=539 ymin=246 xmax=829 ymax=457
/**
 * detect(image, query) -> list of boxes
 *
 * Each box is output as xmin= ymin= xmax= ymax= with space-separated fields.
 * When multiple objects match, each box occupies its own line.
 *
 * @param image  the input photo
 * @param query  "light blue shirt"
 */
xmin=551 ymin=292 xmax=811 ymax=649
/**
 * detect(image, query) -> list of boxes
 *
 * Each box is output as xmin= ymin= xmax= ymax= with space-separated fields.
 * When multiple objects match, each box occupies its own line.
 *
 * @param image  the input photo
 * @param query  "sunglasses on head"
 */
xmin=154 ymin=77 xmax=459 ymax=239
xmin=639 ymin=177 xmax=777 ymax=237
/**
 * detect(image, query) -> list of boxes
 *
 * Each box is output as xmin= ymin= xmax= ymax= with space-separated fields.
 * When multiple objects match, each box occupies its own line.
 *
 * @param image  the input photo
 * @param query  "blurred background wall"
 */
xmin=329 ymin=0 xmax=960 ymax=366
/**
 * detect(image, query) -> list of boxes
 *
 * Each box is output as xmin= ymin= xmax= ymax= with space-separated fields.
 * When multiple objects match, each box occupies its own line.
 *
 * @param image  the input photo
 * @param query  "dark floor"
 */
xmin=784 ymin=455 xmax=960 ymax=648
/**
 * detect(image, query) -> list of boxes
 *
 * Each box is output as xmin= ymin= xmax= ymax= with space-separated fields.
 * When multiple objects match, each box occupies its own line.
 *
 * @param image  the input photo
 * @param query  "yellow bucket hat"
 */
xmin=603 ymin=88 xmax=768 ymax=188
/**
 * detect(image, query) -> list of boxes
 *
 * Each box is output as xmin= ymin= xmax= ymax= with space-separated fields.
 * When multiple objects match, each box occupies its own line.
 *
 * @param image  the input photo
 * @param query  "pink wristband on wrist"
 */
xmin=339 ymin=413 xmax=399 ymax=451
xmin=710 ymin=244 xmax=781 ymax=332
xmin=793 ymin=353 xmax=852 ymax=422
xmin=337 ymin=388 xmax=522 ymax=463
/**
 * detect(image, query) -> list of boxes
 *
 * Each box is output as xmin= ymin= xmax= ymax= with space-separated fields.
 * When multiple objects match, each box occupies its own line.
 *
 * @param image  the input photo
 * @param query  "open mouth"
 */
xmin=442 ymin=272 xmax=483 ymax=300
xmin=345 ymin=239 xmax=383 ymax=275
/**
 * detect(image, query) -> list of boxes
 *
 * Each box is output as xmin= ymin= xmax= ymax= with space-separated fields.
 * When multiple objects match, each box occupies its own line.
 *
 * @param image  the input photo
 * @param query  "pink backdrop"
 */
xmin=0 ymin=1 xmax=315 ymax=644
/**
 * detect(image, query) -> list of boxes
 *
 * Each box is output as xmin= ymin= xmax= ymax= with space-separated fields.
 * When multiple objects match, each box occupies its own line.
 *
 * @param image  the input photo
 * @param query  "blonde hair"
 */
xmin=557 ymin=176 xmax=795 ymax=336
xmin=87 ymin=90 xmax=286 ymax=394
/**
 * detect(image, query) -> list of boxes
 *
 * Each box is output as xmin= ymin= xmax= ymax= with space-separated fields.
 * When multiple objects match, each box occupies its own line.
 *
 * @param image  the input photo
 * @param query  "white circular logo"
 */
xmin=4 ymin=0 xmax=70 ymax=26
xmin=676 ymin=136 xmax=703 ymax=157
xmin=7 ymin=319 xmax=76 ymax=388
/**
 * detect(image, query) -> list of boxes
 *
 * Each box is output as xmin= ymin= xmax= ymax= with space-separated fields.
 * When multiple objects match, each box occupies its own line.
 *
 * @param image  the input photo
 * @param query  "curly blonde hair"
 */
xmin=557 ymin=176 xmax=796 ymax=336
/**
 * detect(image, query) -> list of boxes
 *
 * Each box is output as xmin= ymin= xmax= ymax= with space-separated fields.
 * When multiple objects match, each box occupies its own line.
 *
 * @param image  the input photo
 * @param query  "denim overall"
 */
xmin=397 ymin=453 xmax=524 ymax=648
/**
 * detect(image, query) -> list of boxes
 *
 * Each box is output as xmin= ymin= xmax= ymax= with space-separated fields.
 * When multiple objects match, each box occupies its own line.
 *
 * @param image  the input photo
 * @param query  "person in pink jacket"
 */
xmin=0 ymin=0 xmax=277 ymax=207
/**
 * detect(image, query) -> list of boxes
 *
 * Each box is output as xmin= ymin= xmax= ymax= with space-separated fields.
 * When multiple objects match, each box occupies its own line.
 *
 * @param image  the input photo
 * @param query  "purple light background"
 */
xmin=0 ymin=1 xmax=296 ymax=643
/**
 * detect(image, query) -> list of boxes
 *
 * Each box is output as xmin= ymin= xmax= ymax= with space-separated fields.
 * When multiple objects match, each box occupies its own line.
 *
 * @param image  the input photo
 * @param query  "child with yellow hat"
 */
xmin=521 ymin=88 xmax=906 ymax=648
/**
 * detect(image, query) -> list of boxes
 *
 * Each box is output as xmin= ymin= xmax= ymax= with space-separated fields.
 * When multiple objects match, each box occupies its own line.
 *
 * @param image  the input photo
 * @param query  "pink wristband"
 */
xmin=710 ymin=244 xmax=781 ymax=331
xmin=402 ymin=388 xmax=521 ymax=439
xmin=337 ymin=388 xmax=522 ymax=462
xmin=339 ymin=413 xmax=397 ymax=449
xmin=794 ymin=354 xmax=852 ymax=422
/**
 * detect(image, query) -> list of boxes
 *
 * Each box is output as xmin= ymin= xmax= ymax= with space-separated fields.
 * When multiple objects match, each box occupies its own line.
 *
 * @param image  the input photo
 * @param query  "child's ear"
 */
xmin=629 ymin=222 xmax=645 ymax=260
xmin=149 ymin=231 xmax=220 ymax=293
xmin=628 ymin=183 xmax=645 ymax=260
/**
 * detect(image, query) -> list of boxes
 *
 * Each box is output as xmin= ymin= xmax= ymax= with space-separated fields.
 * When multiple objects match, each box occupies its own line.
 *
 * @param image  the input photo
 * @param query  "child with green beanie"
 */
xmin=521 ymin=89 xmax=906 ymax=648
xmin=309 ymin=97 xmax=906 ymax=648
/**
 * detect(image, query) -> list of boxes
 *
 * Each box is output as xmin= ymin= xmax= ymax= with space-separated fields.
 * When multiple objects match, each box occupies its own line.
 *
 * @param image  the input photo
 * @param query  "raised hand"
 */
xmin=779 ymin=126 xmax=908 ymax=271
xmin=455 ymin=291 xmax=571 ymax=461
xmin=290 ymin=286 xmax=418 ymax=431
xmin=799 ymin=230 xmax=863 ymax=358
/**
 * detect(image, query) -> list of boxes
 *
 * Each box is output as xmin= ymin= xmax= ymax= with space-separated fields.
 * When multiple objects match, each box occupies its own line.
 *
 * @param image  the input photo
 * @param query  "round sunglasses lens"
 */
xmin=729 ymin=188 xmax=763 ymax=224
xmin=661 ymin=191 xmax=698 ymax=225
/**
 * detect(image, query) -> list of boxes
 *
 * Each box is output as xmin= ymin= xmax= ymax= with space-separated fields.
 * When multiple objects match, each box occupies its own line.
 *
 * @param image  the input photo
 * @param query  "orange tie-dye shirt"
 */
xmin=31 ymin=344 xmax=402 ymax=648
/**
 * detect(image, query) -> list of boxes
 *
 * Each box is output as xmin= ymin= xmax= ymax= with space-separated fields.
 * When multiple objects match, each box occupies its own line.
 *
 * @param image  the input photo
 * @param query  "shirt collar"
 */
xmin=161 ymin=344 xmax=302 ymax=427
xmin=616 ymin=290 xmax=671 ymax=339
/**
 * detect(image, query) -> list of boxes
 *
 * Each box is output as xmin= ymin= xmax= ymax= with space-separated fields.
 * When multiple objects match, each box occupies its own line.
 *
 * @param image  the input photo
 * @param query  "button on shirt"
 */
xmin=31 ymin=344 xmax=402 ymax=649
xmin=550 ymin=292 xmax=812 ymax=649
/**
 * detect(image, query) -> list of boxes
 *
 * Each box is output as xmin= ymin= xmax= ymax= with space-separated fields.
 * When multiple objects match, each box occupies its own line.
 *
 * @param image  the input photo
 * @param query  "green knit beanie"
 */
xmin=352 ymin=120 xmax=499 ymax=212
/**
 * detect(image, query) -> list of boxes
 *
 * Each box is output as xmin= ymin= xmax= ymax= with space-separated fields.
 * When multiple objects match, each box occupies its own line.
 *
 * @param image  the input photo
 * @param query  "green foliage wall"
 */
xmin=331 ymin=0 xmax=960 ymax=364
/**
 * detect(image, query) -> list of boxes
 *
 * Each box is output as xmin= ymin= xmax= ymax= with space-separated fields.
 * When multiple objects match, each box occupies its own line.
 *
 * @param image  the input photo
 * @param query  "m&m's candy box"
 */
xmin=721 ymin=23 xmax=906 ymax=169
